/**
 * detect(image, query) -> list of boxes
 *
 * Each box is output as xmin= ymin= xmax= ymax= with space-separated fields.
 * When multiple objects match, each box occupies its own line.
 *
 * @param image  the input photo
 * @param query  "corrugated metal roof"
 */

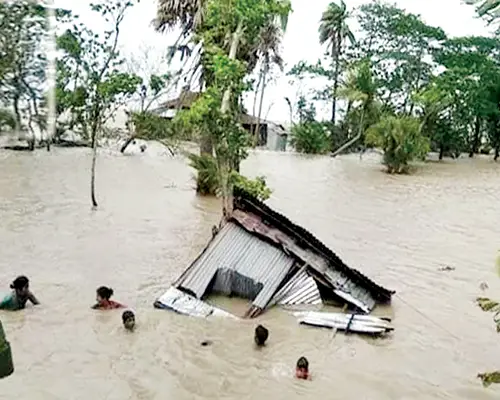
xmin=232 ymin=210 xmax=377 ymax=313
xmin=293 ymin=311 xmax=393 ymax=335
xmin=271 ymin=269 xmax=322 ymax=306
xmin=233 ymin=188 xmax=394 ymax=304
xmin=154 ymin=287 xmax=237 ymax=319
xmin=176 ymin=222 xmax=295 ymax=310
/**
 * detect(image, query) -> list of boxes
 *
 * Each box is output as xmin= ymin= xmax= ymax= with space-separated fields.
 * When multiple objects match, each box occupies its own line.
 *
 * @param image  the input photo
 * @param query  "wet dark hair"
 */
xmin=297 ymin=356 xmax=309 ymax=370
xmin=122 ymin=310 xmax=134 ymax=323
xmin=254 ymin=324 xmax=269 ymax=346
xmin=10 ymin=276 xmax=29 ymax=290
xmin=96 ymin=286 xmax=114 ymax=300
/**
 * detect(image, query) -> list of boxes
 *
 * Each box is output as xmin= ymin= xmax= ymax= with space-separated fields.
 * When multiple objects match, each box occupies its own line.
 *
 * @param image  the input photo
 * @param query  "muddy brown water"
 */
xmin=0 ymin=146 xmax=499 ymax=399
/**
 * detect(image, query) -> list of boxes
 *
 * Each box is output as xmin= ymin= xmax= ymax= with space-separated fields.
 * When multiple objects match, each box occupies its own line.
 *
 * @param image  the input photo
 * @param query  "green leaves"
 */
xmin=56 ymin=0 xmax=141 ymax=138
xmin=366 ymin=115 xmax=430 ymax=173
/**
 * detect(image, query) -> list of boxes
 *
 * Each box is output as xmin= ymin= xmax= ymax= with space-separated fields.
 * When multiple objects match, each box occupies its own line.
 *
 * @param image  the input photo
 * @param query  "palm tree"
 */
xmin=318 ymin=1 xmax=355 ymax=127
xmin=465 ymin=0 xmax=500 ymax=21
xmin=253 ymin=21 xmax=284 ymax=145
xmin=331 ymin=60 xmax=377 ymax=157
xmin=154 ymin=0 xmax=206 ymax=34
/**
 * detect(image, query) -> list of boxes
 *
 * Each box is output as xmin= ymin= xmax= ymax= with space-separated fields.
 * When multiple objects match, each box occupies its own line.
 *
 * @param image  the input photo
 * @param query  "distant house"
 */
xmin=155 ymin=188 xmax=394 ymax=318
xmin=152 ymin=89 xmax=288 ymax=152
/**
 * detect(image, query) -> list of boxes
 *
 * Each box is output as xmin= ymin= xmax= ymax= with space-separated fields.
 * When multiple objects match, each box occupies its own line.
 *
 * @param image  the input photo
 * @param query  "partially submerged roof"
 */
xmin=162 ymin=189 xmax=394 ymax=318
xmin=154 ymin=89 xmax=267 ymax=126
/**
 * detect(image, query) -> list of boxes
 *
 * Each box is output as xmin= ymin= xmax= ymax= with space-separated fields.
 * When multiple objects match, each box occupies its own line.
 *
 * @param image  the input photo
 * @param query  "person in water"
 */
xmin=122 ymin=310 xmax=135 ymax=331
xmin=295 ymin=356 xmax=310 ymax=380
xmin=254 ymin=324 xmax=269 ymax=346
xmin=0 ymin=276 xmax=39 ymax=311
xmin=92 ymin=286 xmax=125 ymax=310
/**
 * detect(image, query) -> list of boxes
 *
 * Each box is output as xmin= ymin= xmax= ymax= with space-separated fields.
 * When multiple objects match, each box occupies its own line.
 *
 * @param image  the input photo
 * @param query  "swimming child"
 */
xmin=295 ymin=356 xmax=310 ymax=380
xmin=0 ymin=276 xmax=39 ymax=311
xmin=92 ymin=286 xmax=125 ymax=310
xmin=254 ymin=324 xmax=269 ymax=346
xmin=122 ymin=310 xmax=135 ymax=331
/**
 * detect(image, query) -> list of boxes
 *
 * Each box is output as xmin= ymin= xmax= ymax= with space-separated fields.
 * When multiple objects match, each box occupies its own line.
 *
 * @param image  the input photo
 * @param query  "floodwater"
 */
xmin=0 ymin=145 xmax=499 ymax=399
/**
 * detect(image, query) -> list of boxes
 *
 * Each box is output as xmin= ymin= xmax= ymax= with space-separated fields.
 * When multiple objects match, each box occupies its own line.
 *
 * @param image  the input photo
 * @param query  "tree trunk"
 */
xmin=495 ymin=145 xmax=499 ymax=161
xmin=254 ymin=56 xmax=269 ymax=147
xmin=252 ymin=67 xmax=263 ymax=143
xmin=218 ymin=20 xmax=244 ymax=219
xmin=90 ymin=128 xmax=98 ymax=208
xmin=331 ymin=106 xmax=365 ymax=157
xmin=469 ymin=116 xmax=481 ymax=158
xmin=120 ymin=136 xmax=135 ymax=153
xmin=331 ymin=33 xmax=341 ymax=126
xmin=439 ymin=145 xmax=444 ymax=160
xmin=13 ymin=95 xmax=21 ymax=135
xmin=200 ymin=136 xmax=213 ymax=155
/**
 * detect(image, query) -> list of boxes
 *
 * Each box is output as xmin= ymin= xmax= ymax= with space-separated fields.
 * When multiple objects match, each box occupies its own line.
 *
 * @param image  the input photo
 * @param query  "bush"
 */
xmin=188 ymin=153 xmax=272 ymax=200
xmin=290 ymin=121 xmax=330 ymax=154
xmin=0 ymin=109 xmax=16 ymax=133
xmin=365 ymin=115 xmax=430 ymax=174
xmin=231 ymin=173 xmax=271 ymax=200
xmin=188 ymin=153 xmax=219 ymax=195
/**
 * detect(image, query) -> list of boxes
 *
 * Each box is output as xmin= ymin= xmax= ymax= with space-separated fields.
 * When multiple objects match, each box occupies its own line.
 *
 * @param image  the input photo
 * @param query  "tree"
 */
xmin=318 ymin=1 xmax=355 ymax=126
xmin=413 ymin=84 xmax=460 ymax=160
xmin=353 ymin=2 xmax=446 ymax=114
xmin=289 ymin=97 xmax=331 ymax=154
xmin=253 ymin=22 xmax=284 ymax=146
xmin=332 ymin=59 xmax=378 ymax=156
xmin=365 ymin=115 xmax=430 ymax=173
xmin=0 ymin=1 xmax=49 ymax=148
xmin=56 ymin=1 xmax=142 ymax=207
xmin=465 ymin=0 xmax=500 ymax=22
xmin=175 ymin=0 xmax=291 ymax=216
xmin=430 ymin=36 xmax=500 ymax=157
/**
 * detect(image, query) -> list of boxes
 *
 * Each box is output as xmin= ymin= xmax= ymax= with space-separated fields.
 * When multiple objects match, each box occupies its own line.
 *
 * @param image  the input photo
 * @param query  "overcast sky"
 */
xmin=53 ymin=0 xmax=492 ymax=123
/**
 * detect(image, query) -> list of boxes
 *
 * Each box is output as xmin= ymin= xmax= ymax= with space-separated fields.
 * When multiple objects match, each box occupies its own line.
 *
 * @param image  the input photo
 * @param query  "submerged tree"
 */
xmin=175 ymin=0 xmax=291 ymax=216
xmin=365 ymin=115 xmax=429 ymax=173
xmin=0 ymin=1 xmax=49 ymax=148
xmin=56 ymin=1 xmax=142 ymax=207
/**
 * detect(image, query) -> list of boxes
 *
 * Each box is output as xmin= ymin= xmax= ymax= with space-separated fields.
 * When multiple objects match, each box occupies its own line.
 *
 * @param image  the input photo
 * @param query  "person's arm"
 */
xmin=27 ymin=291 xmax=40 ymax=305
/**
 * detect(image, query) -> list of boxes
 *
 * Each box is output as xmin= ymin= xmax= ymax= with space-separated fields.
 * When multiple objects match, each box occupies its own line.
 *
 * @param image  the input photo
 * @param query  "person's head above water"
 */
xmin=96 ymin=286 xmax=114 ymax=303
xmin=11 ymin=276 xmax=29 ymax=295
xmin=295 ymin=356 xmax=309 ymax=379
xmin=254 ymin=324 xmax=269 ymax=346
xmin=122 ymin=310 xmax=135 ymax=331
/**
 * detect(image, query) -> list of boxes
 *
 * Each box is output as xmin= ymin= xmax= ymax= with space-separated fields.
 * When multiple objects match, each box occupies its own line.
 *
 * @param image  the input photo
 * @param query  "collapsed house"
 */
xmin=155 ymin=189 xmax=394 ymax=322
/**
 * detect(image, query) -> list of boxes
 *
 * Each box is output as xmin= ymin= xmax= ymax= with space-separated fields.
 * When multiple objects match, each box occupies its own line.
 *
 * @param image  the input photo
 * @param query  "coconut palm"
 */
xmin=318 ymin=1 xmax=355 ymax=127
xmin=465 ymin=0 xmax=500 ymax=20
xmin=253 ymin=21 xmax=284 ymax=145
xmin=154 ymin=0 xmax=206 ymax=34
xmin=331 ymin=60 xmax=377 ymax=157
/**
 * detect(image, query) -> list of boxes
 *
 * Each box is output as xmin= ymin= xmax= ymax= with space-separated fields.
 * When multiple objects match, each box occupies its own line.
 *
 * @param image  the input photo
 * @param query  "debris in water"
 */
xmin=438 ymin=265 xmax=455 ymax=272
xmin=294 ymin=311 xmax=393 ymax=335
xmin=479 ymin=282 xmax=489 ymax=291
xmin=155 ymin=189 xmax=394 ymax=321
xmin=200 ymin=340 xmax=212 ymax=346
xmin=478 ymin=371 xmax=500 ymax=387
xmin=475 ymin=297 xmax=500 ymax=332
xmin=476 ymin=297 xmax=500 ymax=312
